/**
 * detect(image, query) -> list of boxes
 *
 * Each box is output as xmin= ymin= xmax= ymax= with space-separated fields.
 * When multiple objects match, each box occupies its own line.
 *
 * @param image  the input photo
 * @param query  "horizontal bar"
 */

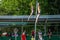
xmin=0 ymin=15 xmax=60 ymax=19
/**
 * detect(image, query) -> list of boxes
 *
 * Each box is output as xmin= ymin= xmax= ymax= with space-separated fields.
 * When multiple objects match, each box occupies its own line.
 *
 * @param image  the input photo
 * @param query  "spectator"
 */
xmin=47 ymin=29 xmax=52 ymax=39
xmin=31 ymin=30 xmax=35 ymax=38
xmin=21 ymin=31 xmax=26 ymax=40
xmin=38 ymin=30 xmax=43 ymax=40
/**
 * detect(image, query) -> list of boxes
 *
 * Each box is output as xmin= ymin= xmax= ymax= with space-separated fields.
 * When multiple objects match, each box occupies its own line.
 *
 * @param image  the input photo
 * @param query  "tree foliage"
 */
xmin=48 ymin=0 xmax=60 ymax=15
xmin=0 ymin=0 xmax=59 ymax=15
xmin=0 ymin=0 xmax=35 ymax=15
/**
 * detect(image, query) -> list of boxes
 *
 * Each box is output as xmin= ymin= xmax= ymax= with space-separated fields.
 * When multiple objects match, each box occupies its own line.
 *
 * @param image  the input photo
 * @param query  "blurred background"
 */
xmin=0 ymin=0 xmax=60 ymax=40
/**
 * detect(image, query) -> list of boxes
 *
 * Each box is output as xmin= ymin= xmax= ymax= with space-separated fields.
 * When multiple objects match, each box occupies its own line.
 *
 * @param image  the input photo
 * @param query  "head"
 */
xmin=23 ymin=32 xmax=25 ymax=35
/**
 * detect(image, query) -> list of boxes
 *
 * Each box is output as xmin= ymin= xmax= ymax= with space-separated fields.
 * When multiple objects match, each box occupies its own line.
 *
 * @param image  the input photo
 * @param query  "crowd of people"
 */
xmin=0 ymin=28 xmax=52 ymax=40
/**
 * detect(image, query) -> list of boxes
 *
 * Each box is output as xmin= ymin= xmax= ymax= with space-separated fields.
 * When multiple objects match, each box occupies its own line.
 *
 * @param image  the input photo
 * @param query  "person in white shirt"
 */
xmin=38 ymin=30 xmax=43 ymax=40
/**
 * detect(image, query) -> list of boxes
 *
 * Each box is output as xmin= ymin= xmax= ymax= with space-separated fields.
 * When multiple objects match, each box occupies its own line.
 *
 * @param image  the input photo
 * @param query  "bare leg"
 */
xmin=28 ymin=6 xmax=33 ymax=21
xmin=35 ymin=14 xmax=40 ymax=23
xmin=28 ymin=12 xmax=33 ymax=21
xmin=35 ymin=3 xmax=40 ymax=23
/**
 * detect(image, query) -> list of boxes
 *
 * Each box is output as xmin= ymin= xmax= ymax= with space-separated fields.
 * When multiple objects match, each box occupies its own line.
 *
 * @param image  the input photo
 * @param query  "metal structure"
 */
xmin=0 ymin=15 xmax=60 ymax=40
xmin=0 ymin=15 xmax=60 ymax=22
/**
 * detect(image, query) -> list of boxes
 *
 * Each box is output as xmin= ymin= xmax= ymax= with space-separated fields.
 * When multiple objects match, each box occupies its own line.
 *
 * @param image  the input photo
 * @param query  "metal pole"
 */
xmin=34 ymin=15 xmax=36 ymax=39
xmin=57 ymin=24 xmax=58 ymax=36
xmin=36 ymin=0 xmax=38 ymax=15
xmin=34 ymin=0 xmax=38 ymax=40
xmin=44 ymin=19 xmax=48 ymax=36
xmin=22 ymin=26 xmax=23 ymax=33
xmin=22 ymin=18 xmax=23 ymax=33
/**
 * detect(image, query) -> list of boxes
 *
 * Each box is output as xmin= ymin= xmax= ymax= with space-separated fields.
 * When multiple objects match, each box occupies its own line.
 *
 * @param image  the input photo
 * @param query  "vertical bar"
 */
xmin=35 ymin=21 xmax=37 ymax=40
xmin=44 ymin=19 xmax=47 ymax=36
xmin=34 ymin=0 xmax=38 ymax=40
xmin=22 ymin=18 xmax=23 ymax=33
xmin=21 ymin=26 xmax=23 ymax=33
xmin=57 ymin=24 xmax=58 ymax=36
xmin=36 ymin=0 xmax=38 ymax=15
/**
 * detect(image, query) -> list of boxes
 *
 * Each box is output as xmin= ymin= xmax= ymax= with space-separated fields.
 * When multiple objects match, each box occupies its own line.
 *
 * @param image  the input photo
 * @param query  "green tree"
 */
xmin=48 ymin=0 xmax=60 ymax=15
xmin=0 ymin=0 xmax=35 ymax=15
xmin=0 ymin=0 xmax=19 ymax=15
xmin=0 ymin=0 xmax=59 ymax=15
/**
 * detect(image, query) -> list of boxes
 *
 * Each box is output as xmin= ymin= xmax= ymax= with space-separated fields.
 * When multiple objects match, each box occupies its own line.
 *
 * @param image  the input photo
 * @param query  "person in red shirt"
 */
xmin=21 ymin=31 xmax=26 ymax=40
xmin=32 ymin=30 xmax=35 ymax=38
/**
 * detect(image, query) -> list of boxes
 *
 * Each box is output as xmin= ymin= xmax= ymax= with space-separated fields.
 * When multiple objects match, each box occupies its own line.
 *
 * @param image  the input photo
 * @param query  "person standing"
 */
xmin=48 ymin=29 xmax=52 ymax=40
xmin=31 ymin=30 xmax=35 ymax=40
xmin=21 ymin=31 xmax=26 ymax=40
xmin=32 ymin=30 xmax=35 ymax=38
xmin=38 ymin=30 xmax=43 ymax=40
